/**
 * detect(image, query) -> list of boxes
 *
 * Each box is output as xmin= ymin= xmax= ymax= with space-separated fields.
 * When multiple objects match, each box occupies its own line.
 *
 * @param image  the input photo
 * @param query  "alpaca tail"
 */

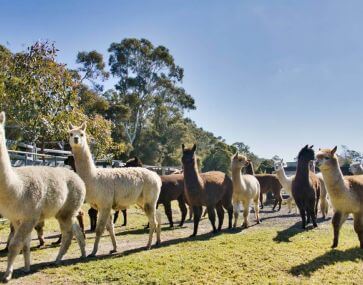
xmin=72 ymin=223 xmax=86 ymax=258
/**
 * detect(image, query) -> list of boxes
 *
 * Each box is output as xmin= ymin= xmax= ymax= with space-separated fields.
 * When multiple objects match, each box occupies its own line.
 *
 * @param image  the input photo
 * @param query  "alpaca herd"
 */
xmin=0 ymin=111 xmax=362 ymax=282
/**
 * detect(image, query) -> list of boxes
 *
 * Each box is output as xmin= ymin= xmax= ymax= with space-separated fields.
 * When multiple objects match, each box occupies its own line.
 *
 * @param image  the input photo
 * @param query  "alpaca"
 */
xmin=350 ymin=161 xmax=363 ymax=175
xmin=231 ymin=153 xmax=260 ymax=228
xmin=113 ymin=156 xmax=144 ymax=227
xmin=69 ymin=123 xmax=162 ymax=256
xmin=292 ymin=145 xmax=321 ymax=229
xmin=0 ymin=112 xmax=86 ymax=282
xmin=316 ymin=147 xmax=363 ymax=248
xmin=273 ymin=159 xmax=296 ymax=213
xmin=309 ymin=160 xmax=329 ymax=219
xmin=245 ymin=160 xmax=283 ymax=211
xmin=182 ymin=144 xmax=233 ymax=236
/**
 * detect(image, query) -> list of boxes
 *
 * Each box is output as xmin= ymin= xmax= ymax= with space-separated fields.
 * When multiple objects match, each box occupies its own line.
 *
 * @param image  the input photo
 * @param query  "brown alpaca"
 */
xmin=292 ymin=145 xmax=321 ymax=229
xmin=182 ymin=144 xmax=233 ymax=236
xmin=316 ymin=147 xmax=363 ymax=248
xmin=245 ymin=160 xmax=283 ymax=211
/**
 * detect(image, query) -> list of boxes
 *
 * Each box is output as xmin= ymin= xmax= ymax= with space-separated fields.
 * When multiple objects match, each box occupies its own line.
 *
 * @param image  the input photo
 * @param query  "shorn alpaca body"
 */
xmin=0 ymin=112 xmax=86 ymax=282
xmin=292 ymin=145 xmax=320 ymax=229
xmin=231 ymin=153 xmax=260 ymax=228
xmin=182 ymin=144 xmax=233 ymax=236
xmin=245 ymin=161 xmax=282 ymax=211
xmin=317 ymin=147 xmax=363 ymax=248
xmin=273 ymin=159 xmax=296 ymax=213
xmin=69 ymin=123 xmax=162 ymax=256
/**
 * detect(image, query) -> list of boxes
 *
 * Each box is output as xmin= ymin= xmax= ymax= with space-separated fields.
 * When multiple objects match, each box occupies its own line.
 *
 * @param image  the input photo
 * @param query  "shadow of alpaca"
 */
xmin=4 ymin=227 xmax=240 ymax=281
xmin=273 ymin=221 xmax=315 ymax=243
xmin=289 ymin=247 xmax=363 ymax=277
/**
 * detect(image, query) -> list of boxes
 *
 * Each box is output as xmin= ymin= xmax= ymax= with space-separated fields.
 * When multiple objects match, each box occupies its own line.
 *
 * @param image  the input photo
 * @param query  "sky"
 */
xmin=1 ymin=0 xmax=363 ymax=161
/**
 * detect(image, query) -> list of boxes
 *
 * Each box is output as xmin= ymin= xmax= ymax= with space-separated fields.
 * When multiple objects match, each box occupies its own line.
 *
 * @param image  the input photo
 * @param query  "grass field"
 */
xmin=0 ymin=203 xmax=362 ymax=284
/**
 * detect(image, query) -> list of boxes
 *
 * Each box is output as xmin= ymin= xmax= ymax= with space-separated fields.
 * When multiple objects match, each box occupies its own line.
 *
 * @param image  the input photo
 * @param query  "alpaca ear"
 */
xmin=68 ymin=123 xmax=74 ymax=130
xmin=304 ymin=144 xmax=309 ymax=149
xmin=192 ymin=144 xmax=197 ymax=152
xmin=309 ymin=145 xmax=314 ymax=149
xmin=182 ymin=144 xmax=185 ymax=151
xmin=0 ymin=111 xmax=5 ymax=124
xmin=80 ymin=121 xmax=87 ymax=131
xmin=331 ymin=146 xmax=337 ymax=155
xmin=281 ymin=159 xmax=284 ymax=163
xmin=234 ymin=152 xmax=239 ymax=158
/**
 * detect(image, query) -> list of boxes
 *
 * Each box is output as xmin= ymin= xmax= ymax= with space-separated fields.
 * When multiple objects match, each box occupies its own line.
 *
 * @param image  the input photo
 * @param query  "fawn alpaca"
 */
xmin=69 ymin=123 xmax=162 ymax=256
xmin=245 ymin=160 xmax=282 ymax=211
xmin=231 ymin=153 xmax=260 ymax=228
xmin=182 ymin=144 xmax=233 ymax=236
xmin=316 ymin=147 xmax=363 ymax=248
xmin=292 ymin=145 xmax=320 ymax=229
xmin=0 ymin=112 xmax=86 ymax=282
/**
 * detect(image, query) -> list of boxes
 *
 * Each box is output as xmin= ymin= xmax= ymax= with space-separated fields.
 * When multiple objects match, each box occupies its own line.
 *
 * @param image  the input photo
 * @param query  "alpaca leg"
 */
xmin=72 ymin=222 xmax=86 ymax=258
xmin=177 ymin=196 xmax=187 ymax=227
xmin=55 ymin=217 xmax=73 ymax=264
xmin=207 ymin=205 xmax=217 ymax=233
xmin=216 ymin=202 xmax=224 ymax=231
xmin=259 ymin=192 xmax=264 ymax=209
xmin=224 ymin=202 xmax=233 ymax=229
xmin=332 ymin=211 xmax=349 ymax=248
xmin=191 ymin=206 xmax=202 ymax=237
xmin=254 ymin=198 xmax=260 ymax=224
xmin=188 ymin=206 xmax=193 ymax=221
xmin=122 ymin=209 xmax=127 ymax=226
xmin=233 ymin=201 xmax=240 ymax=228
xmin=297 ymin=204 xmax=306 ymax=229
xmin=89 ymin=208 xmax=110 ymax=257
xmin=3 ymin=223 xmax=15 ymax=252
xmin=76 ymin=211 xmax=85 ymax=235
xmin=277 ymin=193 xmax=282 ymax=211
xmin=163 ymin=201 xmax=174 ymax=228
xmin=105 ymin=215 xmax=117 ymax=253
xmin=33 ymin=221 xmax=45 ymax=248
xmin=203 ymin=208 xmax=208 ymax=218
xmin=287 ymin=197 xmax=293 ymax=213
xmin=242 ymin=200 xmax=250 ymax=228
xmin=88 ymin=208 xmax=98 ymax=232
xmin=353 ymin=214 xmax=363 ymax=248
xmin=272 ymin=193 xmax=279 ymax=211
xmin=113 ymin=210 xmax=119 ymax=225
xmin=309 ymin=202 xmax=318 ymax=228
xmin=3 ymin=221 xmax=35 ymax=282
xmin=22 ymin=234 xmax=31 ymax=272
xmin=144 ymin=203 xmax=158 ymax=249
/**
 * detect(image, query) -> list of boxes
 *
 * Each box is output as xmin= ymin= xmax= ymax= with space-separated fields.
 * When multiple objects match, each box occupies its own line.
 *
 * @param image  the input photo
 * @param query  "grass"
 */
xmin=0 ymin=205 xmax=362 ymax=284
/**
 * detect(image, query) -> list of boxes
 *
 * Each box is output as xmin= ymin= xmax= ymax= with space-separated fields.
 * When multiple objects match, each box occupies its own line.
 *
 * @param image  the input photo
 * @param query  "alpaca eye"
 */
xmin=80 ymin=134 xmax=84 ymax=137
xmin=70 ymin=133 xmax=73 ymax=137
xmin=325 ymin=157 xmax=330 ymax=160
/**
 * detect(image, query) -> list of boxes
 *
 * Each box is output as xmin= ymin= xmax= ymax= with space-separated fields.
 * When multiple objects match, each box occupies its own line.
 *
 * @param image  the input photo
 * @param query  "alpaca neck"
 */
xmin=295 ymin=159 xmax=310 ymax=181
xmin=183 ymin=160 xmax=203 ymax=193
xmin=319 ymin=161 xmax=347 ymax=199
xmin=246 ymin=163 xmax=255 ymax=175
xmin=0 ymin=134 xmax=20 ymax=199
xmin=276 ymin=168 xmax=291 ymax=187
xmin=72 ymin=142 xmax=97 ymax=180
xmin=232 ymin=166 xmax=246 ymax=190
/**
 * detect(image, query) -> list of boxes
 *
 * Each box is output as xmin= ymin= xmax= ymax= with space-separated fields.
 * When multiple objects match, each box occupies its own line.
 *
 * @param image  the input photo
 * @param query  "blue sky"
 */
xmin=1 ymin=0 xmax=362 ymax=160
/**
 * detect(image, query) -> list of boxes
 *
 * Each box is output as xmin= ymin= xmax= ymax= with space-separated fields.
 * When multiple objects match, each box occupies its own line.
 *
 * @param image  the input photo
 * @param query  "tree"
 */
xmin=202 ymin=141 xmax=234 ymax=175
xmin=108 ymin=38 xmax=195 ymax=149
xmin=339 ymin=145 xmax=363 ymax=166
xmin=0 ymin=41 xmax=79 ymax=147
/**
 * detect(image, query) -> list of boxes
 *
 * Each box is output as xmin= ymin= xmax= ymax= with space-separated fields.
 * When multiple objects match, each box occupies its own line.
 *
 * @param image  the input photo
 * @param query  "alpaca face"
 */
xmin=182 ymin=144 xmax=196 ymax=165
xmin=297 ymin=145 xmax=315 ymax=162
xmin=68 ymin=122 xmax=87 ymax=149
xmin=316 ymin=147 xmax=338 ymax=171
xmin=231 ymin=153 xmax=248 ymax=169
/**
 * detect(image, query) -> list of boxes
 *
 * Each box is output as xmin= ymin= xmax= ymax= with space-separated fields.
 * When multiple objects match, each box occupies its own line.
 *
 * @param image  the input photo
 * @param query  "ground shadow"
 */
xmin=273 ymin=221 xmax=315 ymax=243
xmin=2 ymin=226 xmax=242 ymax=281
xmin=289 ymin=247 xmax=363 ymax=277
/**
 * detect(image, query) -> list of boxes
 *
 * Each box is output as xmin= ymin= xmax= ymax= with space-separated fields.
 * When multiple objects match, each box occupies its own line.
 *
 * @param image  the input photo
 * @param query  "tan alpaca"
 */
xmin=0 ymin=112 xmax=86 ymax=282
xmin=316 ymin=147 xmax=363 ymax=248
xmin=231 ymin=153 xmax=260 ymax=228
xmin=68 ymin=123 xmax=162 ymax=256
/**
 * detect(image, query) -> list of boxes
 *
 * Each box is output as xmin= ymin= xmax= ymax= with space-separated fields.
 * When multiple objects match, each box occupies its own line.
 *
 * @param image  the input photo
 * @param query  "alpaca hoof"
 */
xmin=55 ymin=260 xmax=62 ymax=266
xmin=242 ymin=223 xmax=248 ymax=229
xmin=256 ymin=220 xmax=261 ymax=224
xmin=22 ymin=267 xmax=30 ymax=274
xmin=87 ymin=253 xmax=96 ymax=258
xmin=189 ymin=233 xmax=196 ymax=238
xmin=122 ymin=223 xmax=126 ymax=227
xmin=155 ymin=240 xmax=161 ymax=247
xmin=109 ymin=249 xmax=117 ymax=254
xmin=2 ymin=274 xmax=11 ymax=283
xmin=331 ymin=243 xmax=338 ymax=249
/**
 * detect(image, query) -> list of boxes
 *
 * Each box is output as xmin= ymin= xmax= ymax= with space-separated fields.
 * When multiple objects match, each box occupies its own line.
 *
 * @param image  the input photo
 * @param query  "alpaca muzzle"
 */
xmin=74 ymin=137 xmax=79 ymax=144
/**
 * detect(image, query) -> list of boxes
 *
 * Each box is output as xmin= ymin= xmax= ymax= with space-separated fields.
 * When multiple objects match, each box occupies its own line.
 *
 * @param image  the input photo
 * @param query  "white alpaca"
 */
xmin=231 ymin=153 xmax=260 ymax=228
xmin=68 ymin=123 xmax=162 ymax=256
xmin=350 ymin=161 xmax=363 ymax=175
xmin=273 ymin=159 xmax=296 ymax=213
xmin=0 ymin=112 xmax=86 ymax=282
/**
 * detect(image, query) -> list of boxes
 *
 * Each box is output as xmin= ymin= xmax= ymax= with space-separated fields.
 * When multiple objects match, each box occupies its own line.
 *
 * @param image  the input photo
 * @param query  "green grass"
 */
xmin=0 ymin=206 xmax=362 ymax=284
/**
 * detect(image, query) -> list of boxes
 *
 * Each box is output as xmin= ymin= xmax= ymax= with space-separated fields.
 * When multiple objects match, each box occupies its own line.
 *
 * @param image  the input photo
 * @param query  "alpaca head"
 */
xmin=68 ymin=122 xmax=87 ymax=150
xmin=124 ymin=156 xmax=143 ymax=167
xmin=316 ymin=146 xmax=338 ymax=171
xmin=273 ymin=159 xmax=286 ymax=172
xmin=182 ymin=144 xmax=196 ymax=166
xmin=231 ymin=152 xmax=248 ymax=170
xmin=297 ymin=145 xmax=315 ymax=163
